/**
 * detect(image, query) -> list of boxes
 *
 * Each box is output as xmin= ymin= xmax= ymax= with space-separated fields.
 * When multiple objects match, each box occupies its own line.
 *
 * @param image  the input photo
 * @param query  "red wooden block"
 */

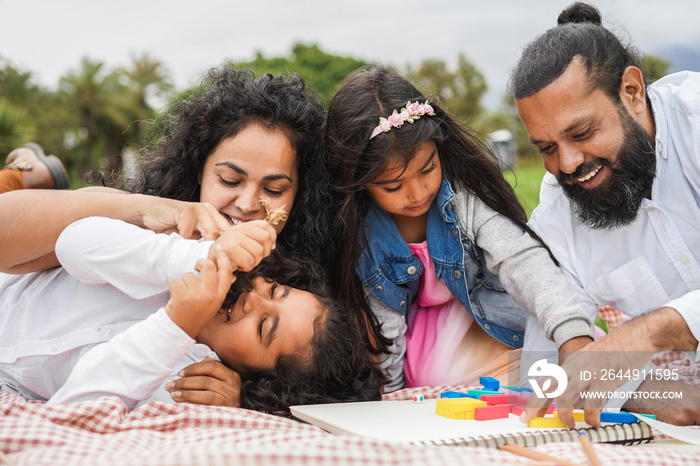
xmin=480 ymin=394 xmax=509 ymax=405
xmin=474 ymin=404 xmax=510 ymax=421
xmin=510 ymin=406 xmax=524 ymax=416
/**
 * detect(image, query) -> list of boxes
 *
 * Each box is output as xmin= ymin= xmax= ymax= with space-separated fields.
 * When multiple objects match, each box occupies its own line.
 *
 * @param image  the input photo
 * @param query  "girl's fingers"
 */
xmin=170 ymin=387 xmax=239 ymax=407
xmin=214 ymin=247 xmax=235 ymax=294
xmin=177 ymin=357 xmax=241 ymax=382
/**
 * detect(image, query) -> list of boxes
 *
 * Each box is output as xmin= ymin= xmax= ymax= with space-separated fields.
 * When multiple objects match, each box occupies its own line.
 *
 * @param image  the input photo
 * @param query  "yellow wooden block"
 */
xmin=436 ymin=407 xmax=475 ymax=420
xmin=436 ymin=407 xmax=465 ymax=419
xmin=553 ymin=411 xmax=585 ymax=422
xmin=527 ymin=416 xmax=567 ymax=428
xmin=436 ymin=398 xmax=487 ymax=412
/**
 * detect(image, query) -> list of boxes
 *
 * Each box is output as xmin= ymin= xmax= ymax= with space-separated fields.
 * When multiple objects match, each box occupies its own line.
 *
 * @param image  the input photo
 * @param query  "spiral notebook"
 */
xmin=290 ymin=399 xmax=653 ymax=448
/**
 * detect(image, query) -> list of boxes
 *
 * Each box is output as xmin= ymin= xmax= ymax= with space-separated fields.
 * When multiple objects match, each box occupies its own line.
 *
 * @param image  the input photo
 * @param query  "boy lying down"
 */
xmin=0 ymin=216 xmax=382 ymax=415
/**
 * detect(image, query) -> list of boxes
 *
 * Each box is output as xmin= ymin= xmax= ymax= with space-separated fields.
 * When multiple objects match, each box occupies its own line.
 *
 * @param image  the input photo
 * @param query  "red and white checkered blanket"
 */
xmin=1 ymin=380 xmax=699 ymax=465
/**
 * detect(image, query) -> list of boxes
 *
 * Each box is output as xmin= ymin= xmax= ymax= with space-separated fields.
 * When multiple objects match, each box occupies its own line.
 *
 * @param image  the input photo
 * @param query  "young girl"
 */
xmin=0 ymin=217 xmax=382 ymax=415
xmin=326 ymin=67 xmax=594 ymax=391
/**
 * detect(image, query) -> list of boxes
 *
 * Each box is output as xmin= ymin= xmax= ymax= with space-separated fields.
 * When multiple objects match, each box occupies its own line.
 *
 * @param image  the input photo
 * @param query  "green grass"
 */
xmin=503 ymin=158 xmax=547 ymax=219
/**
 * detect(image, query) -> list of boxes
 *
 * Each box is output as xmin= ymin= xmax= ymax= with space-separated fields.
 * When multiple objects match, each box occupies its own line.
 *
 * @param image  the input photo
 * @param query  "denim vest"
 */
xmin=356 ymin=177 xmax=527 ymax=348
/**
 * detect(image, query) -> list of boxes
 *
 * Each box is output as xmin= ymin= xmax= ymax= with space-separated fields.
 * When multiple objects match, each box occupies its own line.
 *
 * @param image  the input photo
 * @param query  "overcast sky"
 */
xmin=1 ymin=0 xmax=699 ymax=109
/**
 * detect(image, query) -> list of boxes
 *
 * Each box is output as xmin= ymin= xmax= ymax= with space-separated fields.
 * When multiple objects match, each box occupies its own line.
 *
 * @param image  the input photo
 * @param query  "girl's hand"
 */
xmin=165 ymin=249 xmax=234 ymax=338
xmin=136 ymin=195 xmax=231 ymax=241
xmin=166 ymin=357 xmax=241 ymax=407
xmin=208 ymin=220 xmax=277 ymax=272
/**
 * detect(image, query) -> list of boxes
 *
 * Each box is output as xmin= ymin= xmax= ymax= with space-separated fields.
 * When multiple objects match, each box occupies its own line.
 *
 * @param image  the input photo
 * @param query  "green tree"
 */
xmin=0 ymin=58 xmax=41 ymax=154
xmin=59 ymin=57 xmax=145 ymax=181
xmin=642 ymin=54 xmax=671 ymax=83
xmin=119 ymin=53 xmax=173 ymax=122
xmin=0 ymin=98 xmax=34 ymax=155
xmin=59 ymin=57 xmax=109 ymax=173
xmin=237 ymin=43 xmax=367 ymax=107
xmin=408 ymin=54 xmax=487 ymax=123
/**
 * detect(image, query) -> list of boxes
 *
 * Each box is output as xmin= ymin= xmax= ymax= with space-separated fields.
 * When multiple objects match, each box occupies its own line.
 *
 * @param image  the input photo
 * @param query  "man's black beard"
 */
xmin=559 ymin=109 xmax=656 ymax=230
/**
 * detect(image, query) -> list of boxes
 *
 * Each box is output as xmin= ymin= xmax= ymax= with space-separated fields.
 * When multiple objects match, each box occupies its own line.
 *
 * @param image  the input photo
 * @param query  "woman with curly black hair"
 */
xmin=0 ymin=66 xmax=352 ymax=408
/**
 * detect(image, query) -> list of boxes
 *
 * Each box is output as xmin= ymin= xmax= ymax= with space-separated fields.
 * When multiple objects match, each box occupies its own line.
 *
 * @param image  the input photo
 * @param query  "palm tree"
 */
xmin=119 ymin=53 xmax=173 ymax=124
xmin=59 ymin=57 xmax=110 ymax=174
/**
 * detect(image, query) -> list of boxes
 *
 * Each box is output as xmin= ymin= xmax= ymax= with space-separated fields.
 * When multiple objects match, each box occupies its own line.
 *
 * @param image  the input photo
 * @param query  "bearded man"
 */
xmin=511 ymin=2 xmax=700 ymax=427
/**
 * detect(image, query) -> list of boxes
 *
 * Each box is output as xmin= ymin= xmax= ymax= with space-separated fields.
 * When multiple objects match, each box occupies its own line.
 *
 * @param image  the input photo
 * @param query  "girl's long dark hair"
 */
xmin=124 ymin=66 xmax=332 ymax=268
xmin=326 ymin=66 xmax=543 ymax=352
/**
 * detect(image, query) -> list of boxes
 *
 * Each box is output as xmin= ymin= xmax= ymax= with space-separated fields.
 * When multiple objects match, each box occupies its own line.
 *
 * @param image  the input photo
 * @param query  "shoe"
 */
xmin=4 ymin=143 xmax=70 ymax=189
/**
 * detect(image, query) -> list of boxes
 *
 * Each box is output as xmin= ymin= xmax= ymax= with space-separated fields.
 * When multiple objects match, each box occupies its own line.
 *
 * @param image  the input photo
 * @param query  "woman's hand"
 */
xmin=208 ymin=220 xmax=277 ymax=272
xmin=135 ymin=195 xmax=232 ymax=241
xmin=166 ymin=357 xmax=242 ymax=407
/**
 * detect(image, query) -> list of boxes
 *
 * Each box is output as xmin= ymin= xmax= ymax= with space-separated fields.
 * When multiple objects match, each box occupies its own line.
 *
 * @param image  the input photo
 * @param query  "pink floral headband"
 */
xmin=369 ymin=100 xmax=436 ymax=140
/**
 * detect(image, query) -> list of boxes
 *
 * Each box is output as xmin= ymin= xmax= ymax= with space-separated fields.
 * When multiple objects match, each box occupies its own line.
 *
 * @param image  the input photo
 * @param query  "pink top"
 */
xmin=403 ymin=241 xmax=519 ymax=387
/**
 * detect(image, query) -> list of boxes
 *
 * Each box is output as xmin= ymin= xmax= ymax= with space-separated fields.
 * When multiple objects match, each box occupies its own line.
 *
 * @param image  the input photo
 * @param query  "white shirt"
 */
xmin=0 ymin=217 xmax=217 ymax=408
xmin=525 ymin=71 xmax=700 ymax=354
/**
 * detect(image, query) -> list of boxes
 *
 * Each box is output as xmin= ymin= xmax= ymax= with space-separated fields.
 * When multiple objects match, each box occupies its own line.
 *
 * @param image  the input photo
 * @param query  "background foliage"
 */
xmin=0 ymin=44 xmax=671 ymax=193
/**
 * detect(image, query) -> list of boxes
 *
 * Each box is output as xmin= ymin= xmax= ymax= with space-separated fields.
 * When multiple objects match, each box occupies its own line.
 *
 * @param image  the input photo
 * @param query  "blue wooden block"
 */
xmin=507 ymin=387 xmax=533 ymax=393
xmin=600 ymin=412 xmax=638 ymax=424
xmin=479 ymin=376 xmax=500 ymax=391
xmin=467 ymin=389 xmax=504 ymax=398
xmin=440 ymin=391 xmax=471 ymax=399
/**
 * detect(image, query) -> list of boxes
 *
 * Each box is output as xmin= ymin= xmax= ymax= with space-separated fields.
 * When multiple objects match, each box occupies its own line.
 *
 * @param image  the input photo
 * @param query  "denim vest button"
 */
xmin=451 ymin=229 xmax=457 ymax=238
xmin=399 ymin=300 xmax=405 ymax=307
xmin=453 ymin=270 xmax=462 ymax=279
xmin=513 ymin=335 xmax=520 ymax=342
xmin=407 ymin=266 xmax=417 ymax=275
xmin=376 ymin=285 xmax=383 ymax=291
xmin=483 ymin=323 xmax=491 ymax=330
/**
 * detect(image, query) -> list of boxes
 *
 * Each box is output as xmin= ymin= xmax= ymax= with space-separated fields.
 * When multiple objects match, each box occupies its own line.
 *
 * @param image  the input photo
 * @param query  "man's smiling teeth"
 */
xmin=577 ymin=165 xmax=601 ymax=182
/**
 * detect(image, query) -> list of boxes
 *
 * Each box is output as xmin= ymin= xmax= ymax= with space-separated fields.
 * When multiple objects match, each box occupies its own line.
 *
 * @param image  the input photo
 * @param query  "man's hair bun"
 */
xmin=557 ymin=2 xmax=602 ymax=26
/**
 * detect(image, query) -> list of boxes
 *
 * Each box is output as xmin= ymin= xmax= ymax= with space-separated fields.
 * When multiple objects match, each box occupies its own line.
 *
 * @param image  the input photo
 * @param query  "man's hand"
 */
xmin=622 ymin=378 xmax=700 ymax=426
xmin=166 ymin=357 xmax=241 ymax=407
xmin=521 ymin=336 xmax=595 ymax=425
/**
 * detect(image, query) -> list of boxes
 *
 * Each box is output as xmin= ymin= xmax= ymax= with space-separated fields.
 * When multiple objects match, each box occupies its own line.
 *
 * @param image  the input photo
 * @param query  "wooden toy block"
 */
xmin=436 ymin=407 xmax=465 ymax=419
xmin=474 ymin=404 xmax=510 ymax=421
xmin=600 ymin=412 xmax=638 ymax=424
xmin=506 ymin=387 xmax=533 ymax=393
xmin=436 ymin=397 xmax=487 ymax=412
xmin=467 ymin=389 xmax=503 ymax=398
xmin=479 ymin=394 xmax=515 ymax=405
xmin=553 ymin=411 xmax=585 ymax=422
xmin=479 ymin=376 xmax=500 ymax=391
xmin=510 ymin=406 xmax=524 ymax=416
xmin=502 ymin=385 xmax=520 ymax=390
xmin=436 ymin=407 xmax=475 ymax=420
xmin=637 ymin=413 xmax=656 ymax=419
xmin=527 ymin=416 xmax=567 ymax=428
xmin=439 ymin=391 xmax=471 ymax=399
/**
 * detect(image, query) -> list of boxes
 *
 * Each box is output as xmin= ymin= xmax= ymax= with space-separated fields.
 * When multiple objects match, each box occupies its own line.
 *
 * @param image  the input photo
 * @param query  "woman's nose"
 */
xmin=235 ymin=185 xmax=263 ymax=214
